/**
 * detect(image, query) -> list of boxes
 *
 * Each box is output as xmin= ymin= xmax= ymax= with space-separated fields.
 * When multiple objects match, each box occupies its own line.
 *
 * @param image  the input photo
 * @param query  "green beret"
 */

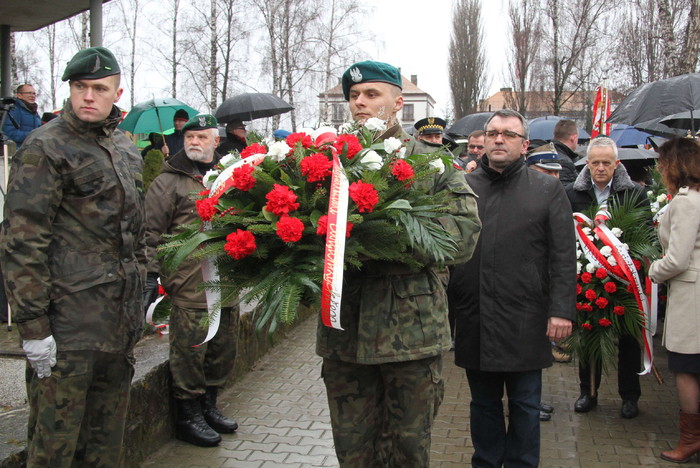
xmin=61 ymin=47 xmax=121 ymax=82
xmin=341 ymin=61 xmax=402 ymax=100
xmin=414 ymin=117 xmax=447 ymax=135
xmin=182 ymin=114 xmax=218 ymax=133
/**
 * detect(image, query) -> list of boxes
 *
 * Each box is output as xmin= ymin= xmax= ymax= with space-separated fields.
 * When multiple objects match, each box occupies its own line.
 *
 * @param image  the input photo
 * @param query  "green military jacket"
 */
xmin=0 ymin=101 xmax=146 ymax=354
xmin=316 ymin=124 xmax=481 ymax=364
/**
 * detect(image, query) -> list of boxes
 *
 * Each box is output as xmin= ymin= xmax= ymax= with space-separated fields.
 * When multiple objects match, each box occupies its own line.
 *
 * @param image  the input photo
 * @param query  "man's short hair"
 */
xmin=15 ymin=84 xmax=31 ymax=94
xmin=485 ymin=109 xmax=529 ymax=139
xmin=468 ymin=130 xmax=485 ymax=140
xmin=553 ymin=120 xmax=578 ymax=141
xmin=586 ymin=136 xmax=618 ymax=159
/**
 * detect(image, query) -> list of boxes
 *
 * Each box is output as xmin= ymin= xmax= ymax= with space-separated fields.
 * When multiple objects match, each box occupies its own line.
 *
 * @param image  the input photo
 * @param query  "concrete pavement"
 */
xmin=143 ymin=317 xmax=687 ymax=467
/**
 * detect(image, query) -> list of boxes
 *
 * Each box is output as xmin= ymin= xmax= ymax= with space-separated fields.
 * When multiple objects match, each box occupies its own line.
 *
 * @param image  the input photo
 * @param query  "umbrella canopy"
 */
xmin=609 ymin=124 xmax=653 ymax=147
xmin=445 ymin=112 xmax=493 ymax=138
xmin=119 ymin=98 xmax=198 ymax=134
xmin=659 ymin=109 xmax=700 ymax=133
xmin=215 ymin=93 xmax=293 ymax=123
xmin=528 ymin=115 xmax=591 ymax=141
xmin=608 ymin=73 xmax=700 ymax=136
xmin=574 ymin=148 xmax=658 ymax=166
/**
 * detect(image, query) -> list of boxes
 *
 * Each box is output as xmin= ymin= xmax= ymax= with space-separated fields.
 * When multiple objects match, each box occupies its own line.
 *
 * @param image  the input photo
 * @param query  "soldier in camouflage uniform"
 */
xmin=143 ymin=114 xmax=239 ymax=447
xmin=0 ymin=47 xmax=146 ymax=467
xmin=316 ymin=60 xmax=481 ymax=467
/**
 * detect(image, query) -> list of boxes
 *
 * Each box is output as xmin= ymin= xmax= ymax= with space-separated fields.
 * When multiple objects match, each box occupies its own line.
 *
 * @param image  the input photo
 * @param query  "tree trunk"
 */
xmin=209 ymin=0 xmax=218 ymax=112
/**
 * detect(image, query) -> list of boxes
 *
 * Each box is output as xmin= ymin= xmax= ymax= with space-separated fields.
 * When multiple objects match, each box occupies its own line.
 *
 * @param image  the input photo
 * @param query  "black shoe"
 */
xmin=539 ymin=411 xmax=551 ymax=421
xmin=620 ymin=399 xmax=639 ymax=419
xmin=176 ymin=399 xmax=221 ymax=447
xmin=202 ymin=387 xmax=239 ymax=434
xmin=574 ymin=394 xmax=597 ymax=413
xmin=540 ymin=402 xmax=554 ymax=413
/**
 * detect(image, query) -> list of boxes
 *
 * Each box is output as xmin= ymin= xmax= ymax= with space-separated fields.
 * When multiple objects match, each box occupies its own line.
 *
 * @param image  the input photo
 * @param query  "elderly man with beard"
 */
xmin=144 ymin=114 xmax=239 ymax=447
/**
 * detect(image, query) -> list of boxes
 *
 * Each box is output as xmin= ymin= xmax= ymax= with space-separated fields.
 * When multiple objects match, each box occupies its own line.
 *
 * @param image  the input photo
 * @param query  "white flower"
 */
xmin=364 ymin=117 xmax=387 ymax=132
xmin=609 ymin=256 xmax=617 ymax=266
xmin=262 ymin=136 xmax=275 ymax=147
xmin=585 ymin=263 xmax=596 ymax=273
xmin=576 ymin=262 xmax=582 ymax=274
xmin=611 ymin=227 xmax=623 ymax=238
xmin=219 ymin=154 xmax=236 ymax=167
xmin=266 ymin=141 xmax=291 ymax=162
xmin=575 ymin=248 xmax=582 ymax=257
xmin=647 ymin=190 xmax=653 ymax=197
xmin=360 ymin=150 xmax=383 ymax=170
xmin=203 ymin=170 xmax=220 ymax=189
xmin=338 ymin=122 xmax=355 ymax=134
xmin=600 ymin=246 xmax=613 ymax=257
xmin=581 ymin=227 xmax=591 ymax=236
xmin=651 ymin=206 xmax=659 ymax=214
xmin=622 ymin=243 xmax=629 ymax=251
xmin=429 ymin=158 xmax=445 ymax=174
xmin=383 ymin=137 xmax=402 ymax=153
xmin=657 ymin=194 xmax=667 ymax=204
xmin=397 ymin=147 xmax=407 ymax=159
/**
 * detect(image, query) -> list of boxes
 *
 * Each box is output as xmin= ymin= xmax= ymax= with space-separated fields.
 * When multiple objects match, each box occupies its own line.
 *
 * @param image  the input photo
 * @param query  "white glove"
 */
xmin=22 ymin=336 xmax=57 ymax=379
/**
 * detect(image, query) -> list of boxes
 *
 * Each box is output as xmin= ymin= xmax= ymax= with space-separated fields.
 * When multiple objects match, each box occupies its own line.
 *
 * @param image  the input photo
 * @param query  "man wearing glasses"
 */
xmin=448 ymin=109 xmax=576 ymax=467
xmin=2 ymin=84 xmax=41 ymax=148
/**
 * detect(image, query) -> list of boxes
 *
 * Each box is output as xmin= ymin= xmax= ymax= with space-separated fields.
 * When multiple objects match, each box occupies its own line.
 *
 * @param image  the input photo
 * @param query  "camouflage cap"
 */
xmin=341 ymin=61 xmax=402 ymax=101
xmin=61 ymin=47 xmax=121 ymax=82
xmin=183 ymin=114 xmax=218 ymax=133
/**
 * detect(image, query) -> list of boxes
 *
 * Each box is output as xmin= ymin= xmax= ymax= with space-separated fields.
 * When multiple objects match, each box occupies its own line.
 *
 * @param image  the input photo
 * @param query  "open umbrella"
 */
xmin=608 ymin=73 xmax=700 ymax=136
xmin=659 ymin=109 xmax=700 ymax=133
xmin=119 ymin=98 xmax=198 ymax=134
xmin=215 ymin=93 xmax=293 ymax=123
xmin=445 ymin=112 xmax=493 ymax=138
xmin=528 ymin=115 xmax=591 ymax=141
xmin=609 ymin=124 xmax=653 ymax=147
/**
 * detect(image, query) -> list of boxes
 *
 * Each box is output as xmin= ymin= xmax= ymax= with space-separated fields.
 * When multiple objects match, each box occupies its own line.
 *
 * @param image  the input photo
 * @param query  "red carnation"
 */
xmin=240 ymin=143 xmax=267 ymax=158
xmin=576 ymin=284 xmax=583 ymax=295
xmin=232 ymin=164 xmax=256 ymax=191
xmin=196 ymin=194 xmax=219 ymax=221
xmin=613 ymin=306 xmax=625 ymax=316
xmin=391 ymin=159 xmax=414 ymax=181
xmin=595 ymin=268 xmax=608 ymax=279
xmin=581 ymin=272 xmax=592 ymax=284
xmin=286 ymin=132 xmax=313 ymax=149
xmin=316 ymin=214 xmax=353 ymax=238
xmin=584 ymin=289 xmax=597 ymax=301
xmin=582 ymin=303 xmax=594 ymax=312
xmin=333 ymin=134 xmax=362 ymax=159
xmin=575 ymin=302 xmax=583 ymax=311
xmin=349 ymin=180 xmax=379 ymax=213
xmin=598 ymin=318 xmax=612 ymax=327
xmin=158 ymin=285 xmax=167 ymax=296
xmin=604 ymin=282 xmax=617 ymax=293
xmin=224 ymin=229 xmax=257 ymax=259
xmin=276 ymin=216 xmax=304 ymax=243
xmin=582 ymin=322 xmax=593 ymax=331
xmin=627 ymin=283 xmax=636 ymax=293
xmin=633 ymin=259 xmax=642 ymax=270
xmin=595 ymin=297 xmax=609 ymax=309
xmin=265 ymin=184 xmax=300 ymax=216
xmin=300 ymin=153 xmax=333 ymax=183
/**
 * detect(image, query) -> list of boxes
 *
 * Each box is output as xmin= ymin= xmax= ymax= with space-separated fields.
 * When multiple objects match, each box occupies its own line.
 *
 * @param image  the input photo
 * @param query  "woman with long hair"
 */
xmin=650 ymin=137 xmax=700 ymax=463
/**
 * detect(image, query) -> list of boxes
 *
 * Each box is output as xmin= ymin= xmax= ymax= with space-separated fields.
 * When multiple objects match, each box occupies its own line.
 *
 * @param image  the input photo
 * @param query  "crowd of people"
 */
xmin=1 ymin=47 xmax=699 ymax=468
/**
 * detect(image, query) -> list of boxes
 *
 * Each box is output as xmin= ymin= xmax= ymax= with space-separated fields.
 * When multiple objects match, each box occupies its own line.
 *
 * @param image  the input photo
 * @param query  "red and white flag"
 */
xmin=591 ymin=83 xmax=611 ymax=137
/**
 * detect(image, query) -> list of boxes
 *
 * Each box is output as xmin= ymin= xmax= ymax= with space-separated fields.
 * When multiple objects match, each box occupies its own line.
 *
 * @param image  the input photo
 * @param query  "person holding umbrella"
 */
xmin=158 ymin=108 xmax=190 ymax=158
xmin=217 ymin=118 xmax=248 ymax=155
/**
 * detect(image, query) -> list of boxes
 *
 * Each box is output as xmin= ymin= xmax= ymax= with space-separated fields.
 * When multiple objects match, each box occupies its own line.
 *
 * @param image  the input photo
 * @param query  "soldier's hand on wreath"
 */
xmin=143 ymin=272 xmax=160 ymax=310
xmin=23 ymin=336 xmax=57 ymax=379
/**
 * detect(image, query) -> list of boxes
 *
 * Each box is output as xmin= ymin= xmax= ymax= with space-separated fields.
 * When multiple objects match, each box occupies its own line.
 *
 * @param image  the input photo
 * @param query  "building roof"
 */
xmin=480 ymin=88 xmax=625 ymax=115
xmin=0 ymin=0 xmax=111 ymax=32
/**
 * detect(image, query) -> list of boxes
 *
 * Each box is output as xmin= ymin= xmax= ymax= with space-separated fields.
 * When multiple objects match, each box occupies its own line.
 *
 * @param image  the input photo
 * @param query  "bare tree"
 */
xmin=44 ymin=24 xmax=58 ymax=109
xmin=449 ymin=0 xmax=489 ymax=118
xmin=117 ymin=0 xmax=141 ymax=107
xmin=675 ymin=0 xmax=700 ymax=74
xmin=506 ymin=0 xmax=542 ymax=116
xmin=209 ymin=0 xmax=218 ymax=112
xmin=217 ymin=0 xmax=249 ymax=101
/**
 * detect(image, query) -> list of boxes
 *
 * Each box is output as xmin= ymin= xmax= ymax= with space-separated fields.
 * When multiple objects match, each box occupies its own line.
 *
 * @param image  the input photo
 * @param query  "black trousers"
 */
xmin=578 ymin=333 xmax=641 ymax=401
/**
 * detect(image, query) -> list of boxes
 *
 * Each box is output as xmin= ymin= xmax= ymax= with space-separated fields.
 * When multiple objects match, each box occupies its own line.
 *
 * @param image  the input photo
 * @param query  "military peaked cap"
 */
xmin=62 ymin=47 xmax=121 ymax=82
xmin=526 ymin=142 xmax=562 ymax=171
xmin=341 ymin=61 xmax=402 ymax=101
xmin=183 ymin=114 xmax=218 ymax=133
xmin=414 ymin=117 xmax=447 ymax=135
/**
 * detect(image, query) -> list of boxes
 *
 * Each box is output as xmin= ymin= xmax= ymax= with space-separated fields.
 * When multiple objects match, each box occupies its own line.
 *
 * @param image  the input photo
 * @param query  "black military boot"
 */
xmin=202 ymin=386 xmax=238 ymax=433
xmin=175 ymin=398 xmax=221 ymax=447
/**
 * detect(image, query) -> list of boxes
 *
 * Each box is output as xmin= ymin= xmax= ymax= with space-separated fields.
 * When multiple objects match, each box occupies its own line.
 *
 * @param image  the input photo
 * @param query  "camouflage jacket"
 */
xmin=145 ymin=149 xmax=222 ymax=308
xmin=316 ymin=124 xmax=481 ymax=364
xmin=0 ymin=101 xmax=146 ymax=354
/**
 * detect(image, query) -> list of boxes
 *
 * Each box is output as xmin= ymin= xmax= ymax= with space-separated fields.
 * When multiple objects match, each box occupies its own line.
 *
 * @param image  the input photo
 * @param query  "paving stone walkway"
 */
xmin=143 ymin=317 xmax=688 ymax=467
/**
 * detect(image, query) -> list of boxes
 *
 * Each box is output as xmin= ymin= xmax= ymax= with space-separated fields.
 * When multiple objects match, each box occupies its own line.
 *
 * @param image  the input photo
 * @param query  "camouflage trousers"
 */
xmin=25 ymin=350 xmax=134 ymax=468
xmin=169 ymin=305 xmax=238 ymax=400
xmin=321 ymin=355 xmax=445 ymax=468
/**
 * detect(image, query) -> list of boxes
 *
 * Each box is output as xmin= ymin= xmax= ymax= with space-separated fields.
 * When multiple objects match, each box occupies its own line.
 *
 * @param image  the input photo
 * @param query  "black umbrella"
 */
xmin=608 ymin=73 xmax=700 ymax=136
xmin=574 ymin=148 xmax=658 ymax=166
xmin=659 ymin=109 xmax=700 ymax=133
xmin=446 ymin=112 xmax=493 ymax=137
xmin=215 ymin=92 xmax=293 ymax=123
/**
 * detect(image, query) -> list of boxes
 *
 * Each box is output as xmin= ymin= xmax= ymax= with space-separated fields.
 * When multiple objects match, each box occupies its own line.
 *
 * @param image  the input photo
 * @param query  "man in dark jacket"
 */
xmin=158 ymin=108 xmax=189 ymax=157
xmin=144 ymin=114 xmax=239 ymax=447
xmin=217 ymin=119 xmax=248 ymax=155
xmin=552 ymin=119 xmax=580 ymax=184
xmin=448 ymin=109 xmax=576 ymax=467
xmin=565 ymin=136 xmax=648 ymax=419
xmin=2 ymin=84 xmax=41 ymax=148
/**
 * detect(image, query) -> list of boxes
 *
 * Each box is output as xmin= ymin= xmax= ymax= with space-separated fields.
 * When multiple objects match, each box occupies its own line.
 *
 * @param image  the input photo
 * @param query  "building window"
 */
xmin=403 ymin=104 xmax=414 ymax=121
xmin=332 ymin=104 xmax=344 ymax=122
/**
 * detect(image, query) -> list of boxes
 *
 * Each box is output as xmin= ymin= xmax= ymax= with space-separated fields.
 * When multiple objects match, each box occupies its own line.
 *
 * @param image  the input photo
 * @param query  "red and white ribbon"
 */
xmin=145 ymin=280 xmax=169 ymax=335
xmin=320 ymin=150 xmax=348 ymax=330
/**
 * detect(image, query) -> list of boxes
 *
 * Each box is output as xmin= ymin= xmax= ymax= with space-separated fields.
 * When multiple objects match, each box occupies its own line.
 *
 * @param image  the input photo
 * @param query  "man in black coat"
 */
xmin=565 ymin=136 xmax=649 ymax=419
xmin=552 ymin=119 xmax=580 ymax=184
xmin=448 ymin=109 xmax=576 ymax=467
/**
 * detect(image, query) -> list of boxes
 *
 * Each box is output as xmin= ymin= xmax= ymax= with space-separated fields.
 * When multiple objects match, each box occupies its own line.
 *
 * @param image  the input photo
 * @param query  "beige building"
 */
xmin=318 ymin=75 xmax=436 ymax=128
